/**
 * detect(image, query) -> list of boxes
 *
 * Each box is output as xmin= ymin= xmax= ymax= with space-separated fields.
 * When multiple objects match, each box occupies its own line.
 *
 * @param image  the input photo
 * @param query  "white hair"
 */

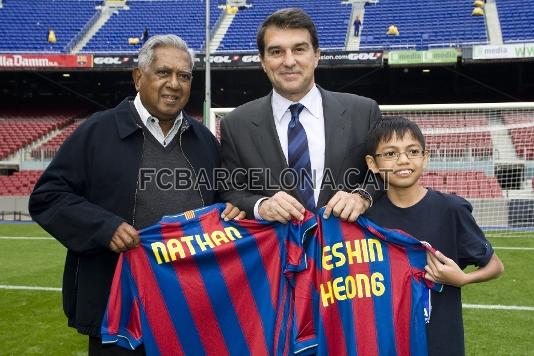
xmin=137 ymin=34 xmax=195 ymax=70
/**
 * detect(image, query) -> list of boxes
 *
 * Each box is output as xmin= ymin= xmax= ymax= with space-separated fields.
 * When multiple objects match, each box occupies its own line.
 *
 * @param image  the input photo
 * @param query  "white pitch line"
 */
xmin=0 ymin=285 xmax=533 ymax=312
xmin=463 ymin=304 xmax=534 ymax=311
xmin=0 ymin=236 xmax=53 ymax=240
xmin=493 ymin=246 xmax=534 ymax=250
xmin=0 ymin=285 xmax=61 ymax=291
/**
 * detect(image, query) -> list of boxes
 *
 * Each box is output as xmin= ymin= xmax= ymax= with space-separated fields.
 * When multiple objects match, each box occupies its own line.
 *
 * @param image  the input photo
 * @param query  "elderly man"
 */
xmin=29 ymin=34 xmax=242 ymax=355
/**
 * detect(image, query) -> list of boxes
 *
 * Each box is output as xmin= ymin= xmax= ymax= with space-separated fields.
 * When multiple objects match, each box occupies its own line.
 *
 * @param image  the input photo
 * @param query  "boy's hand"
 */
xmin=424 ymin=250 xmax=468 ymax=287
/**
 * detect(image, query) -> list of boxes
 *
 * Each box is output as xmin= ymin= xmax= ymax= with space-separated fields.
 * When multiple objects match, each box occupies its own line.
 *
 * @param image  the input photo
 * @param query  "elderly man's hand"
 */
xmin=322 ymin=191 xmax=369 ymax=223
xmin=221 ymin=202 xmax=246 ymax=221
xmin=109 ymin=222 xmax=140 ymax=253
xmin=258 ymin=192 xmax=305 ymax=224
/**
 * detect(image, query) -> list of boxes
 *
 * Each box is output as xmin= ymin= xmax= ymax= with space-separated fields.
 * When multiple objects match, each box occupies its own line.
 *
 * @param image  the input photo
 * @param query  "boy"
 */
xmin=364 ymin=116 xmax=504 ymax=356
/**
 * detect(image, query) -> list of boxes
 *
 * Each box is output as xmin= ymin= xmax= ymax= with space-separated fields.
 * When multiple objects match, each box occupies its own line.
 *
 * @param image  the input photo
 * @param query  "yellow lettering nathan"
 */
xmin=151 ymin=227 xmax=242 ymax=264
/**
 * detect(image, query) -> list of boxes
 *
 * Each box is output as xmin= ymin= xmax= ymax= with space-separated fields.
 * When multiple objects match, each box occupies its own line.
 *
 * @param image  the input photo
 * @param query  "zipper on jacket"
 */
xmin=179 ymin=126 xmax=205 ymax=207
xmin=131 ymin=124 xmax=145 ymax=227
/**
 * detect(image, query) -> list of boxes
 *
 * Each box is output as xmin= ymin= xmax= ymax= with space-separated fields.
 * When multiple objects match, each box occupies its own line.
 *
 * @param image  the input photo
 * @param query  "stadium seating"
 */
xmin=497 ymin=0 xmax=534 ymax=43
xmin=0 ymin=113 xmax=74 ymax=160
xmin=0 ymin=0 xmax=98 ymax=52
xmin=0 ymin=170 xmax=42 ymax=196
xmin=502 ymin=113 xmax=534 ymax=160
xmin=359 ymin=0 xmax=487 ymax=49
xmin=218 ymin=0 xmax=351 ymax=51
xmin=82 ymin=0 xmax=222 ymax=52
xmin=31 ymin=120 xmax=83 ymax=160
xmin=403 ymin=115 xmax=493 ymax=159
xmin=420 ymin=170 xmax=503 ymax=198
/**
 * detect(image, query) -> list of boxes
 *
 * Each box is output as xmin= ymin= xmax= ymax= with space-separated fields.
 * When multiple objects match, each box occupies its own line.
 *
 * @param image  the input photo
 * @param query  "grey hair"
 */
xmin=137 ymin=34 xmax=195 ymax=70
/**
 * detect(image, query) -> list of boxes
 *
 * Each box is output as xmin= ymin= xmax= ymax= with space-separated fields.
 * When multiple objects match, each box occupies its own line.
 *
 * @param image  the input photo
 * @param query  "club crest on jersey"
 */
xmin=183 ymin=210 xmax=196 ymax=220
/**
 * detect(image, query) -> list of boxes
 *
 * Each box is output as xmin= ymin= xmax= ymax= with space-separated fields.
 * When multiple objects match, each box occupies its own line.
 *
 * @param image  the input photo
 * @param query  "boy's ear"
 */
xmin=365 ymin=155 xmax=380 ymax=174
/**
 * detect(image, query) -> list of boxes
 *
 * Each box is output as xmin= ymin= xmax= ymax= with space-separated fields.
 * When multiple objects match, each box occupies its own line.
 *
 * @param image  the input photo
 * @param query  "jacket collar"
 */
xmin=114 ymin=97 xmax=198 ymax=140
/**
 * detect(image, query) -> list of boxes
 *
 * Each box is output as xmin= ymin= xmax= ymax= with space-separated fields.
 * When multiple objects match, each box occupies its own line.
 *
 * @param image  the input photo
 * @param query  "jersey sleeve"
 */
xmin=292 ymin=214 xmax=322 ymax=355
xmin=285 ymin=211 xmax=317 ymax=273
xmin=101 ymin=253 xmax=143 ymax=350
xmin=452 ymin=197 xmax=494 ymax=269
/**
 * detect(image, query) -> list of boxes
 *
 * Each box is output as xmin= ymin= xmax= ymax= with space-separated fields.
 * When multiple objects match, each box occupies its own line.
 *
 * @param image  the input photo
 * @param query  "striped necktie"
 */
xmin=287 ymin=103 xmax=315 ymax=211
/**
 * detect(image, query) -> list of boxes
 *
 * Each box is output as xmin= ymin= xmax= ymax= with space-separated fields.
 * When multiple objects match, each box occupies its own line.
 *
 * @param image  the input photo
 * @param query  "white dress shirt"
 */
xmin=134 ymin=93 xmax=182 ymax=147
xmin=254 ymin=85 xmax=326 ymax=218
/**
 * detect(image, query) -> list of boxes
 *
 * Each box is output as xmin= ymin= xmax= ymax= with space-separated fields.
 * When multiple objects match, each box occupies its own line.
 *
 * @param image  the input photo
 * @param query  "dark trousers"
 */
xmin=89 ymin=337 xmax=145 ymax=356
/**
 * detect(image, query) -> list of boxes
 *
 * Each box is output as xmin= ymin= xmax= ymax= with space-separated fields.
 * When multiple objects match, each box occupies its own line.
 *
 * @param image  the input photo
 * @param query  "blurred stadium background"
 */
xmin=0 ymin=0 xmax=533 ymax=354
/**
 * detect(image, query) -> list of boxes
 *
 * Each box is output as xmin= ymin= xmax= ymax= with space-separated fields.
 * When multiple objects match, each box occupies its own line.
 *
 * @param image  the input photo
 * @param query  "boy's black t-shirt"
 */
xmin=365 ymin=188 xmax=494 ymax=356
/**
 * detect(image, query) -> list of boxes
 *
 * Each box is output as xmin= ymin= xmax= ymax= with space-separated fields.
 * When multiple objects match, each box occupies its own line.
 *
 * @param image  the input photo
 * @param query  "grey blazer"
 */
xmin=219 ymin=86 xmax=381 ymax=217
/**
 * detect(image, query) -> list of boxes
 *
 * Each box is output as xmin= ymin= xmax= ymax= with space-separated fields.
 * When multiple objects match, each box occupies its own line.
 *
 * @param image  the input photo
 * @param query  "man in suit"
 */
xmin=220 ymin=8 xmax=381 ymax=223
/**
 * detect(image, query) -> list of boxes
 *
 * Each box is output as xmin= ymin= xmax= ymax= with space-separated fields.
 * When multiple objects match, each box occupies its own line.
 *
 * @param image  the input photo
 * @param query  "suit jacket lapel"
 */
xmin=319 ymin=87 xmax=350 ymax=206
xmin=250 ymin=93 xmax=288 ymax=189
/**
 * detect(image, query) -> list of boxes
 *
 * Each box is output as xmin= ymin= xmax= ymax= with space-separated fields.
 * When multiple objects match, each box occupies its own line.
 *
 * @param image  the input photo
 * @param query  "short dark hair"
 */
xmin=256 ymin=8 xmax=319 ymax=56
xmin=366 ymin=116 xmax=426 ymax=155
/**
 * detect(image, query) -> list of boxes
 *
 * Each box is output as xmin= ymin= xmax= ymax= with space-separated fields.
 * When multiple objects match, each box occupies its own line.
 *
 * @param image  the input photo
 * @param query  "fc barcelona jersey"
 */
xmin=293 ymin=211 xmax=442 ymax=356
xmin=101 ymin=203 xmax=316 ymax=355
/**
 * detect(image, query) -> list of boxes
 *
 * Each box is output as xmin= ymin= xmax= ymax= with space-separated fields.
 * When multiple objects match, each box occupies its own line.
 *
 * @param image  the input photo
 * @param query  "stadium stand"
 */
xmin=421 ymin=170 xmax=503 ymax=198
xmin=497 ymin=0 xmax=534 ymax=43
xmin=503 ymin=113 xmax=534 ymax=160
xmin=0 ymin=170 xmax=42 ymax=196
xmin=411 ymin=115 xmax=492 ymax=159
xmin=217 ymin=0 xmax=352 ymax=51
xmin=0 ymin=112 xmax=74 ymax=160
xmin=31 ymin=120 xmax=83 ymax=160
xmin=0 ymin=0 xmax=98 ymax=52
xmin=82 ymin=0 xmax=222 ymax=52
xmin=359 ymin=0 xmax=487 ymax=49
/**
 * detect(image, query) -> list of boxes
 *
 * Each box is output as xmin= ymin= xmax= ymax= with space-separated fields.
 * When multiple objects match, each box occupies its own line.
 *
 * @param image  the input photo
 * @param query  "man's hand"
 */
xmin=109 ymin=222 xmax=140 ymax=253
xmin=424 ymin=250 xmax=467 ymax=287
xmin=323 ymin=191 xmax=369 ymax=222
xmin=258 ymin=192 xmax=305 ymax=223
xmin=221 ymin=202 xmax=246 ymax=221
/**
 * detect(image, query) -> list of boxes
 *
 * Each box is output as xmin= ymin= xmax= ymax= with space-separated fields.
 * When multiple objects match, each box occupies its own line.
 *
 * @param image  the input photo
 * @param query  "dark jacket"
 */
xmin=28 ymin=98 xmax=221 ymax=336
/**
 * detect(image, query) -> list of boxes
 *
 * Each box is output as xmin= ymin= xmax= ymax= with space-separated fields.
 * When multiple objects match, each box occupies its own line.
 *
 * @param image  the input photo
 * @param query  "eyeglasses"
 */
xmin=373 ymin=149 xmax=426 ymax=161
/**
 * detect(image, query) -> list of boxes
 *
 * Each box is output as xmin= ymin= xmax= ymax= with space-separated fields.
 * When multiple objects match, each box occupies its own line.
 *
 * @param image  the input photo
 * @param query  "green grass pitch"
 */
xmin=0 ymin=224 xmax=532 ymax=355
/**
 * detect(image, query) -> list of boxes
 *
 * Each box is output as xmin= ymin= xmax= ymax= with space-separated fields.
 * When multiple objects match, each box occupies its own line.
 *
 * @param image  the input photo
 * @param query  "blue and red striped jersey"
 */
xmin=101 ymin=203 xmax=316 ymax=355
xmin=293 ymin=211 xmax=442 ymax=356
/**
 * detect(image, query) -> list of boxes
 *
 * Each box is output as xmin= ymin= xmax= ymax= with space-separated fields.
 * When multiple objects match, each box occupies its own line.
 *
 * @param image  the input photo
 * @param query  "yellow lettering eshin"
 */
xmin=368 ymin=239 xmax=384 ymax=262
xmin=322 ymin=245 xmax=333 ymax=271
xmin=195 ymin=233 xmax=215 ymax=251
xmin=152 ymin=241 xmax=170 ymax=264
xmin=361 ymin=239 xmax=370 ymax=263
xmin=331 ymin=242 xmax=347 ymax=268
xmin=345 ymin=240 xmax=362 ymax=264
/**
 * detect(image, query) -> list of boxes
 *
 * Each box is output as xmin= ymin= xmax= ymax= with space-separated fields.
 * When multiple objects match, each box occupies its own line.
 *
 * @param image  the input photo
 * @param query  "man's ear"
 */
xmin=132 ymin=68 xmax=142 ymax=91
xmin=365 ymin=155 xmax=380 ymax=174
xmin=259 ymin=55 xmax=267 ymax=73
xmin=314 ymin=48 xmax=321 ymax=67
